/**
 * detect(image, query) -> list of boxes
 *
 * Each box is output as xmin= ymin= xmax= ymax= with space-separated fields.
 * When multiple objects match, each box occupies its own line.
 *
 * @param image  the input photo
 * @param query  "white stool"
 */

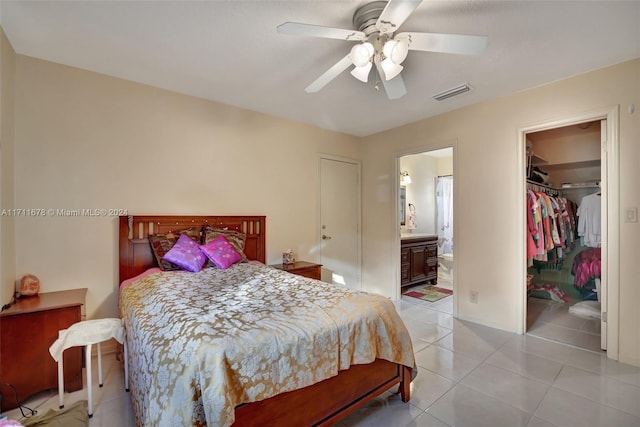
xmin=48 ymin=318 xmax=129 ymax=418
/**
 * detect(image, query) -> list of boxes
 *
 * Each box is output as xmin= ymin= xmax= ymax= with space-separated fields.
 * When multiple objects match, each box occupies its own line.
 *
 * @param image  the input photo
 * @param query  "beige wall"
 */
xmin=1 ymin=27 xmax=16 ymax=304
xmin=6 ymin=44 xmax=640 ymax=366
xmin=362 ymin=59 xmax=640 ymax=366
xmin=13 ymin=55 xmax=360 ymax=319
xmin=438 ymin=157 xmax=453 ymax=177
xmin=529 ymin=124 xmax=601 ymax=186
xmin=530 ymin=126 xmax=601 ymax=166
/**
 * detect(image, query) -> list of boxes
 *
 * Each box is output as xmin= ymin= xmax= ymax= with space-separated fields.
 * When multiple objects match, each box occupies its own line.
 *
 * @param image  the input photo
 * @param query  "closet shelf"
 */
xmin=529 ymin=152 xmax=548 ymax=166
xmin=561 ymin=181 xmax=600 ymax=189
xmin=526 ymin=145 xmax=548 ymax=166
xmin=539 ymin=159 xmax=601 ymax=171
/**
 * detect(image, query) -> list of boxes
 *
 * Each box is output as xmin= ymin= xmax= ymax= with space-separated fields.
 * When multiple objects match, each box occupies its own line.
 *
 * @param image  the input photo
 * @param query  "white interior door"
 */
xmin=600 ymin=119 xmax=607 ymax=350
xmin=319 ymin=157 xmax=361 ymax=290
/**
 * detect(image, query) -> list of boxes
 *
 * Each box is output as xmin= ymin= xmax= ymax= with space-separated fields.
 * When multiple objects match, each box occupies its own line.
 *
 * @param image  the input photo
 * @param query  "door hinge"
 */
xmin=602 ymin=312 xmax=607 ymax=323
xmin=602 ymin=140 xmax=607 ymax=153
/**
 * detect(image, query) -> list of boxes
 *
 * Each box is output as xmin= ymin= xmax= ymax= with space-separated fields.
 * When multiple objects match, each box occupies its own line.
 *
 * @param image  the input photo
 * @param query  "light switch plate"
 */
xmin=625 ymin=207 xmax=638 ymax=223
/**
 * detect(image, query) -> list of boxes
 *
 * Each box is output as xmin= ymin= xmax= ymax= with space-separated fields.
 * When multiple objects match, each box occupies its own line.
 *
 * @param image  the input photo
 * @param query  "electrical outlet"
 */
xmin=625 ymin=207 xmax=638 ymax=223
xmin=470 ymin=290 xmax=478 ymax=304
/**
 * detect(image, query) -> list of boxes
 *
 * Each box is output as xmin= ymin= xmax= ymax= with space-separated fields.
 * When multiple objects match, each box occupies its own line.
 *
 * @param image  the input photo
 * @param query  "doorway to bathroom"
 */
xmin=399 ymin=147 xmax=455 ymax=313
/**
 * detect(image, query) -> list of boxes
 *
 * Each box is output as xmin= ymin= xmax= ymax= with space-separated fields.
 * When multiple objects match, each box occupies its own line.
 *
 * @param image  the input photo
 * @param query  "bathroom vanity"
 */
xmin=400 ymin=234 xmax=438 ymax=288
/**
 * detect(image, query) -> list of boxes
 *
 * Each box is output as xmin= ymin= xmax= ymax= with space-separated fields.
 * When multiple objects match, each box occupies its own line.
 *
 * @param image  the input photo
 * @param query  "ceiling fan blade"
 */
xmin=398 ymin=32 xmax=488 ymax=56
xmin=376 ymin=0 xmax=423 ymax=35
xmin=375 ymin=60 xmax=407 ymax=100
xmin=277 ymin=22 xmax=366 ymax=42
xmin=305 ymin=54 xmax=353 ymax=93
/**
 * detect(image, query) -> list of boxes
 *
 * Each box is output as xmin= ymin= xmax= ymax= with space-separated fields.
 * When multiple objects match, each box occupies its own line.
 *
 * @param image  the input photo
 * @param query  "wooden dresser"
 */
xmin=0 ymin=288 xmax=86 ymax=410
xmin=271 ymin=261 xmax=322 ymax=280
xmin=401 ymin=235 xmax=438 ymax=288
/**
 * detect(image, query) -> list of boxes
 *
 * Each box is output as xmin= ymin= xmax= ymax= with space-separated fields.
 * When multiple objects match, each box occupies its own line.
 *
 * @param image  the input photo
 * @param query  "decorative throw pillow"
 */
xmin=149 ymin=229 xmax=200 ymax=271
xmin=200 ymin=235 xmax=242 ymax=269
xmin=202 ymin=226 xmax=247 ymax=261
xmin=162 ymin=234 xmax=206 ymax=272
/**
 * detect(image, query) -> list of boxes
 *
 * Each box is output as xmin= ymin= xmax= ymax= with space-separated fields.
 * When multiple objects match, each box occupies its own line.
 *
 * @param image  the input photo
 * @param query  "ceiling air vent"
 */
xmin=433 ymin=83 xmax=471 ymax=101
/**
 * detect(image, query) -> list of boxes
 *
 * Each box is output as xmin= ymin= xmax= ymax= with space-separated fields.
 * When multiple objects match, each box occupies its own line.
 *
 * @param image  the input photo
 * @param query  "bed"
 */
xmin=118 ymin=215 xmax=415 ymax=426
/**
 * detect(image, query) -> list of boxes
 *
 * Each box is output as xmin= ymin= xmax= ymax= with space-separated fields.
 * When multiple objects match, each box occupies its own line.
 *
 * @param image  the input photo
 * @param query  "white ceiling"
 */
xmin=2 ymin=1 xmax=639 ymax=137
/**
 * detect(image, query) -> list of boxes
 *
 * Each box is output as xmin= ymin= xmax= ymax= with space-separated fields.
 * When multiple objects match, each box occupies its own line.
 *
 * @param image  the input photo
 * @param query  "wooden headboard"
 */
xmin=118 ymin=215 xmax=266 ymax=283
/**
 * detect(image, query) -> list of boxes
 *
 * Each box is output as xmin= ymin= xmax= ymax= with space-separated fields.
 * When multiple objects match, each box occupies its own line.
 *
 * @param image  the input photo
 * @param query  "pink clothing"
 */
xmin=526 ymin=191 xmax=540 ymax=258
xmin=525 ymin=189 xmax=579 ymax=263
xmin=571 ymin=248 xmax=601 ymax=288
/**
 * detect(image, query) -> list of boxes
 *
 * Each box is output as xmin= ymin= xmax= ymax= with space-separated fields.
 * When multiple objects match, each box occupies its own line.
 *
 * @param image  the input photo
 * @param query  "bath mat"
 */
xmin=404 ymin=285 xmax=453 ymax=302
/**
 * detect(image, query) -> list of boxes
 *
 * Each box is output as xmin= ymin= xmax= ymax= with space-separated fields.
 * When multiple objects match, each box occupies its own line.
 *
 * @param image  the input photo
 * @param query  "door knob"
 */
xmin=322 ymin=234 xmax=332 ymax=240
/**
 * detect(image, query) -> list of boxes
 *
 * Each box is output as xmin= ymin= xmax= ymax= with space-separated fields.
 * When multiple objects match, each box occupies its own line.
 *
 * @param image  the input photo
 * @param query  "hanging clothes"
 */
xmin=577 ymin=193 xmax=602 ymax=247
xmin=526 ymin=190 xmax=540 ymax=259
xmin=526 ymin=184 xmax=579 ymax=268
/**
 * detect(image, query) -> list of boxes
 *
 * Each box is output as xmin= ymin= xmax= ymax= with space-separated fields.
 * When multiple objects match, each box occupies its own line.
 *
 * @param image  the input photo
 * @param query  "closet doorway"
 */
xmin=397 ymin=147 xmax=455 ymax=314
xmin=520 ymin=107 xmax=619 ymax=358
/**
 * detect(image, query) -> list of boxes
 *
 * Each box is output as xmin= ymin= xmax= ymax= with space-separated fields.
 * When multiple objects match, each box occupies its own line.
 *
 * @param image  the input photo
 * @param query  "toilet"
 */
xmin=438 ymin=253 xmax=454 ymax=282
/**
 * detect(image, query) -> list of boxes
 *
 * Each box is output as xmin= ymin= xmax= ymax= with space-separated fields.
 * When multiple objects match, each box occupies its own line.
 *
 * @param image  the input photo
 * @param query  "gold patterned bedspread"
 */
xmin=119 ymin=262 xmax=415 ymax=427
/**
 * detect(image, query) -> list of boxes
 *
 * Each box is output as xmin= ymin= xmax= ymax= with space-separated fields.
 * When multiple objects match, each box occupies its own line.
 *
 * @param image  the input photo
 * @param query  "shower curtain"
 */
xmin=436 ymin=176 xmax=454 ymax=254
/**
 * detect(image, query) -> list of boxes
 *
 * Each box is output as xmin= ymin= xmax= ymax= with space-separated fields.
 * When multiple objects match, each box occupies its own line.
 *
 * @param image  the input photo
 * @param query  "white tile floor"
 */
xmin=527 ymin=296 xmax=602 ymax=352
xmin=338 ymin=295 xmax=640 ymax=427
xmin=4 ymin=294 xmax=640 ymax=427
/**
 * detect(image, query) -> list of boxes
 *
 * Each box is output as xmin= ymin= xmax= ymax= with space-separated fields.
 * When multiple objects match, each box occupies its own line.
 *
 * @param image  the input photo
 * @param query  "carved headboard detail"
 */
xmin=118 ymin=215 xmax=266 ymax=283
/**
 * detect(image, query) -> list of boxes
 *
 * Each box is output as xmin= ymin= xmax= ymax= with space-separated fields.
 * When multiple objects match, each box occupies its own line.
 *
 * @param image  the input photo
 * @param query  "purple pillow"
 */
xmin=162 ymin=233 xmax=206 ymax=272
xmin=200 ymin=235 xmax=242 ymax=269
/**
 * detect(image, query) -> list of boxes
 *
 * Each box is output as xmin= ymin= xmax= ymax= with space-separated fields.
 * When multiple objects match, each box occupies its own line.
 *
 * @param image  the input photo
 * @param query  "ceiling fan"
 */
xmin=277 ymin=0 xmax=488 ymax=100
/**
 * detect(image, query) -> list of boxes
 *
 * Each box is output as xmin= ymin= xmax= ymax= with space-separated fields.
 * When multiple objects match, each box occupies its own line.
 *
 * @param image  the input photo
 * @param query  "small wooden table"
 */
xmin=270 ymin=261 xmax=322 ymax=280
xmin=0 ymin=288 xmax=86 ymax=410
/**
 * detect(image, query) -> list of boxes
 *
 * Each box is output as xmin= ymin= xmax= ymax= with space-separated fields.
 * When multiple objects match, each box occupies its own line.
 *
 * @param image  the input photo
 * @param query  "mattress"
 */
xmin=119 ymin=262 xmax=415 ymax=426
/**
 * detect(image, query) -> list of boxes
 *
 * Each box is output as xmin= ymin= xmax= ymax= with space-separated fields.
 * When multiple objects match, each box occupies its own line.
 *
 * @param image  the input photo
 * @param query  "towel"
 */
xmin=407 ymin=204 xmax=417 ymax=229
xmin=49 ymin=318 xmax=125 ymax=362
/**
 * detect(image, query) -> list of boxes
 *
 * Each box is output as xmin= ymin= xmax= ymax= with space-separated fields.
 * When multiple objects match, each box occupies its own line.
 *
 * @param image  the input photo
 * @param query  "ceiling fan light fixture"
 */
xmin=278 ymin=0 xmax=489 ymax=100
xmin=400 ymin=171 xmax=412 ymax=185
xmin=383 ymin=38 xmax=409 ymax=65
xmin=351 ymin=62 xmax=373 ymax=82
xmin=350 ymin=42 xmax=375 ymax=67
xmin=381 ymin=58 xmax=403 ymax=81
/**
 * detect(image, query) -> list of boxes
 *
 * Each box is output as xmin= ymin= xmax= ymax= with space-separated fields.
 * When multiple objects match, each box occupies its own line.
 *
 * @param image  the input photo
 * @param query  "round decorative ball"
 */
xmin=19 ymin=274 xmax=40 ymax=296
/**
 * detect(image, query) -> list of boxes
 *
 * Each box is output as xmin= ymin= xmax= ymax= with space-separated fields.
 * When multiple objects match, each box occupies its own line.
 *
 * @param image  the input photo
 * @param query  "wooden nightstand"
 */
xmin=271 ymin=261 xmax=322 ymax=280
xmin=0 ymin=288 xmax=87 ymax=410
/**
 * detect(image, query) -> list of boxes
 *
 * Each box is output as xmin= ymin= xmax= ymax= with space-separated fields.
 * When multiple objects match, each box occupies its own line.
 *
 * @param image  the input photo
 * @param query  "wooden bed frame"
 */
xmin=118 ymin=215 xmax=411 ymax=426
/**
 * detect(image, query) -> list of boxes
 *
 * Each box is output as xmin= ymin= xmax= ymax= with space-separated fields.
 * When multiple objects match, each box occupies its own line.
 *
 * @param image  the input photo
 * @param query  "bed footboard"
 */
xmin=233 ymin=359 xmax=411 ymax=426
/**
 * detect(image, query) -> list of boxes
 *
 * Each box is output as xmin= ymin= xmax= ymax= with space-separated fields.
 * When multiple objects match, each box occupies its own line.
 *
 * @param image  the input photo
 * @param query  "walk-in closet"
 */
xmin=525 ymin=120 xmax=604 ymax=352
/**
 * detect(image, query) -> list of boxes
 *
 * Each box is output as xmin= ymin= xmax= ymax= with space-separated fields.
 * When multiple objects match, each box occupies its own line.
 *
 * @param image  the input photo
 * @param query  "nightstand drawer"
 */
xmin=270 ymin=261 xmax=322 ymax=281
xmin=291 ymin=266 xmax=321 ymax=280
